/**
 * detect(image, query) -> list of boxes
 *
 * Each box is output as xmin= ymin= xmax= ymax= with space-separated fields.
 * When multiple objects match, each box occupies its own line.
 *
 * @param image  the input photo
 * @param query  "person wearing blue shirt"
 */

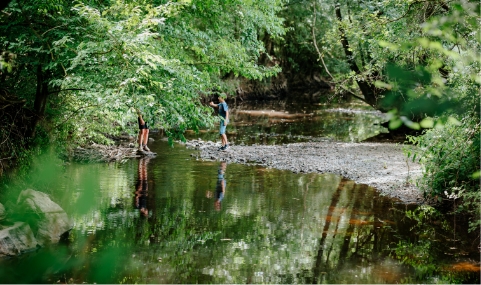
xmin=209 ymin=93 xmax=229 ymax=151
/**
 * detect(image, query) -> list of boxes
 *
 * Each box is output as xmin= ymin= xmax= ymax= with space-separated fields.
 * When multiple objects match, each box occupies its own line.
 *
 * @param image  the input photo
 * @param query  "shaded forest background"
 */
xmin=0 ymin=0 xmax=479 ymax=230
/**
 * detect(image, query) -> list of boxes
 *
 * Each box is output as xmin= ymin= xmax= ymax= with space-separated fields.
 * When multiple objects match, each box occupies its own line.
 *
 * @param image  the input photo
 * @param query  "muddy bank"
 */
xmin=67 ymin=142 xmax=148 ymax=163
xmin=186 ymin=140 xmax=424 ymax=204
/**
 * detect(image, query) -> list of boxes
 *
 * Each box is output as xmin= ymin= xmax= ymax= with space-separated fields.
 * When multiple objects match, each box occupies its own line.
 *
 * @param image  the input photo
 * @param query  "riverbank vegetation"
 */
xmin=0 ymin=0 xmax=285 ymax=173
xmin=1 ymin=0 xmax=479 ymax=233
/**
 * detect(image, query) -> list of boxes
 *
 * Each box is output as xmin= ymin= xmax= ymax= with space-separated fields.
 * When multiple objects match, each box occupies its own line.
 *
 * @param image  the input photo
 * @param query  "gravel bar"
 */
xmin=186 ymin=140 xmax=424 ymax=204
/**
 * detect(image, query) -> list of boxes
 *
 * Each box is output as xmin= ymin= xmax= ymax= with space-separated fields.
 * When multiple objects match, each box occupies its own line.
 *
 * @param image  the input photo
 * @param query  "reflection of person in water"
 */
xmin=214 ymin=161 xmax=227 ymax=211
xmin=135 ymin=158 xmax=149 ymax=217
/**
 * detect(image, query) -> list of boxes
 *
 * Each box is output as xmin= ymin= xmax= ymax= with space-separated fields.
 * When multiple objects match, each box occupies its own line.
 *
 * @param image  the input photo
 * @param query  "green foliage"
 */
xmin=277 ymin=0 xmax=351 ymax=76
xmin=381 ymin=64 xmax=459 ymax=128
xmin=299 ymin=0 xmax=480 ymax=117
xmin=282 ymin=3 xmax=480 ymax=225
xmin=392 ymin=204 xmax=479 ymax=284
xmin=365 ymin=1 xmax=481 ymax=228
xmin=377 ymin=1 xmax=480 ymax=124
xmin=406 ymin=115 xmax=480 ymax=232
xmin=60 ymin=0 xmax=284 ymax=143
xmin=0 ymin=0 xmax=286 ymax=169
xmin=393 ymin=239 xmax=437 ymax=279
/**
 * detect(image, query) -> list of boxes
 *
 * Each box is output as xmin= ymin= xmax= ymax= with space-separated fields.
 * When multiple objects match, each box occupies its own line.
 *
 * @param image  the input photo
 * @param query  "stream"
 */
xmin=0 ymin=101 xmax=479 ymax=284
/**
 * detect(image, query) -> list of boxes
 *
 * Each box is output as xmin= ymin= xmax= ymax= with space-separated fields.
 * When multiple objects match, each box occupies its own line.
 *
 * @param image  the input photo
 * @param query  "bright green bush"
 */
xmin=407 ymin=114 xmax=480 ymax=232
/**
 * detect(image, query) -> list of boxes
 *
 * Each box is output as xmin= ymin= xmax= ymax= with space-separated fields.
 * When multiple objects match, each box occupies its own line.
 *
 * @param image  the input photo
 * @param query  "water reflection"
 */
xmin=135 ymin=158 xmax=150 ymax=217
xmin=0 ymin=96 xmax=479 ymax=283
xmin=0 ymin=142 xmax=479 ymax=283
xmin=206 ymin=161 xmax=227 ymax=211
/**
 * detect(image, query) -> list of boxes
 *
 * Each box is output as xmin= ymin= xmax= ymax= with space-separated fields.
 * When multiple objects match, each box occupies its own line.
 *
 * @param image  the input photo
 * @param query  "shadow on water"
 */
xmin=0 ymin=101 xmax=479 ymax=283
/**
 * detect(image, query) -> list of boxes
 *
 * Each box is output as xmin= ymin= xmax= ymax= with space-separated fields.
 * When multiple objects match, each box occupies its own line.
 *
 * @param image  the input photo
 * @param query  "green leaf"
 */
xmin=374 ymin=80 xmax=392 ymax=89
xmin=447 ymin=116 xmax=461 ymax=126
xmin=472 ymin=171 xmax=480 ymax=179
xmin=389 ymin=118 xmax=402 ymax=129
xmin=420 ymin=118 xmax=434 ymax=128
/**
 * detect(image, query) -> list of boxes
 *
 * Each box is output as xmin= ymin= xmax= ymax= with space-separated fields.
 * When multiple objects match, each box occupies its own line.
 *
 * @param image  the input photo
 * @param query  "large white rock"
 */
xmin=0 ymin=222 xmax=37 ymax=257
xmin=17 ymin=189 xmax=73 ymax=245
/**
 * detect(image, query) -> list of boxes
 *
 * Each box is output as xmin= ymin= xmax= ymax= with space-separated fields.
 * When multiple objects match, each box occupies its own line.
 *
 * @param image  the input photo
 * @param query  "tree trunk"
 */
xmin=27 ymin=64 xmax=49 ymax=139
xmin=259 ymin=33 xmax=273 ymax=66
xmin=335 ymin=3 xmax=380 ymax=108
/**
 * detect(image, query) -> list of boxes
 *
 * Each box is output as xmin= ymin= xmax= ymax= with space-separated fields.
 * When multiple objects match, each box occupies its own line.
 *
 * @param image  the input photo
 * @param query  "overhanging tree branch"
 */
xmin=335 ymin=2 xmax=381 ymax=107
xmin=312 ymin=0 xmax=334 ymax=80
xmin=311 ymin=1 xmax=367 ymax=104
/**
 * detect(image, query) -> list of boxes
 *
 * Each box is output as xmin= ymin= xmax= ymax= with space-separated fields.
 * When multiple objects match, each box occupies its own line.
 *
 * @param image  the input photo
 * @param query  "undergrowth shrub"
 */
xmin=406 ymin=114 xmax=480 ymax=233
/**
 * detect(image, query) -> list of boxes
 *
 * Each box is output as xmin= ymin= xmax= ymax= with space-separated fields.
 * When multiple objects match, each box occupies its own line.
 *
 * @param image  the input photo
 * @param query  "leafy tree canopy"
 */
xmin=0 ymin=0 xmax=286 ymax=153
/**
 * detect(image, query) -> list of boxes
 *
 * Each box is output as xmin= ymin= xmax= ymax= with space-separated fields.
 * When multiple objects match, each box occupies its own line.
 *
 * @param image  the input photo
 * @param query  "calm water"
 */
xmin=185 ymin=101 xmax=388 ymax=144
xmin=0 ymin=102 xmax=479 ymax=284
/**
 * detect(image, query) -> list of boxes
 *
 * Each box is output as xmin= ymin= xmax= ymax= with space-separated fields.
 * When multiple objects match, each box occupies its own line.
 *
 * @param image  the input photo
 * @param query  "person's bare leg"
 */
xmin=143 ymin=129 xmax=150 ymax=151
xmin=138 ymin=131 xmax=144 ymax=151
xmin=144 ymin=129 xmax=149 ymax=144
xmin=221 ymin=134 xmax=228 ymax=146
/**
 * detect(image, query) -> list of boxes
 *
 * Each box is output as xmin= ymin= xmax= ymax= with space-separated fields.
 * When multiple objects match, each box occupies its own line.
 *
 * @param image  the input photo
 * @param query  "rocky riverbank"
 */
xmin=186 ymin=140 xmax=424 ymax=204
xmin=0 ymin=189 xmax=72 ymax=257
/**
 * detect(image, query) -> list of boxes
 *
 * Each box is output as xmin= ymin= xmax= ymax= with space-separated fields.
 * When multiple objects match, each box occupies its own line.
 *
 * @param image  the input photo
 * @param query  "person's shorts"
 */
xmin=219 ymin=120 xmax=228 ymax=135
xmin=139 ymin=122 xmax=149 ymax=130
